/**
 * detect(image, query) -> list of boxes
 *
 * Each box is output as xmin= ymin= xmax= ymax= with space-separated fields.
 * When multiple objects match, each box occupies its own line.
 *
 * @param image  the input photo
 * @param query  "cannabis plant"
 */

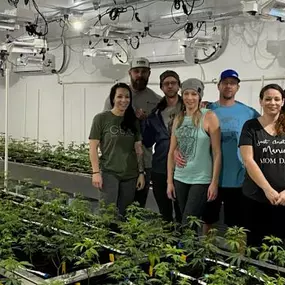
xmin=258 ymin=236 xmax=285 ymax=269
xmin=205 ymin=266 xmax=248 ymax=285
xmin=0 ymin=136 xmax=91 ymax=174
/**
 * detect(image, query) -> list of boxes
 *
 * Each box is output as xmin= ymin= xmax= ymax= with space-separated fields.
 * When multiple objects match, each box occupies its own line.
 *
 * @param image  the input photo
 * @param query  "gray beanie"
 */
xmin=181 ymin=78 xmax=205 ymax=99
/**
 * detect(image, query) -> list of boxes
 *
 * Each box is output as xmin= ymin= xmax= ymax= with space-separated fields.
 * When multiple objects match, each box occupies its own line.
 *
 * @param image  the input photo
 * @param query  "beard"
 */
xmin=131 ymin=77 xmax=148 ymax=91
xmin=222 ymin=93 xmax=234 ymax=100
xmin=165 ymin=91 xmax=178 ymax=98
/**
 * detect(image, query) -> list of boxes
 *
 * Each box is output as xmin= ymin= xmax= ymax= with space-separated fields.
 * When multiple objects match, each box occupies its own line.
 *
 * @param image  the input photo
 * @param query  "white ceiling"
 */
xmin=0 ymin=0 xmax=260 ymax=41
xmin=38 ymin=0 xmax=243 ymax=38
xmin=0 ymin=0 xmax=277 ymax=72
xmin=35 ymin=0 xmax=243 ymax=18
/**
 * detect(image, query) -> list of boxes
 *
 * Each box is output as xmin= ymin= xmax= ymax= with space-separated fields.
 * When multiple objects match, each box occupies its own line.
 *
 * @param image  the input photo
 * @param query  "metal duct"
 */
xmin=197 ymin=23 xmax=229 ymax=64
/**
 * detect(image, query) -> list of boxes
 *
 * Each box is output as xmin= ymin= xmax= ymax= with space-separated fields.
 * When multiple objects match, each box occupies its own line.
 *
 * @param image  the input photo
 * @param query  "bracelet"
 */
xmin=139 ymin=171 xmax=145 ymax=175
xmin=92 ymin=171 xmax=100 ymax=174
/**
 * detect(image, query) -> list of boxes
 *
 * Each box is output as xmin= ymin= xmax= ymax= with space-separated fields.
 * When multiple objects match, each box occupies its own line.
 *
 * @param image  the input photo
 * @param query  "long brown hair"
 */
xmin=176 ymin=99 xmax=202 ymax=129
xmin=276 ymin=104 xmax=285 ymax=135
xmin=259 ymin=84 xmax=285 ymax=135
xmin=109 ymin=83 xmax=137 ymax=134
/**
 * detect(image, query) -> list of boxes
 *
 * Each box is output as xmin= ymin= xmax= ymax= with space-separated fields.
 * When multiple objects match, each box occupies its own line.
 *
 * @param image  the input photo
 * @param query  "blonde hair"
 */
xmin=176 ymin=102 xmax=202 ymax=129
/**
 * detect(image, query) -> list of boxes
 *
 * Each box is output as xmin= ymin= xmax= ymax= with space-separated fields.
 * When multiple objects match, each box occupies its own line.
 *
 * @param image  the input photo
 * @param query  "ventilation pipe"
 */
xmin=197 ymin=23 xmax=229 ymax=64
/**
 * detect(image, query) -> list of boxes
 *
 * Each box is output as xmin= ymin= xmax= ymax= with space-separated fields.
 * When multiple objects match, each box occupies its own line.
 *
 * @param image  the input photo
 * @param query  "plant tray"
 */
xmin=0 ymin=261 xmax=114 ymax=285
xmin=0 ymin=161 xmax=99 ymax=200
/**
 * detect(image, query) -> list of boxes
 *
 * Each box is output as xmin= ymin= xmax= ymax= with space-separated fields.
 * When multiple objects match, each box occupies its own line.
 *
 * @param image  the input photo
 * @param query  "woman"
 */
xmin=239 ymin=84 xmax=285 ymax=246
xmin=167 ymin=78 xmax=221 ymax=226
xmin=89 ymin=82 xmax=145 ymax=216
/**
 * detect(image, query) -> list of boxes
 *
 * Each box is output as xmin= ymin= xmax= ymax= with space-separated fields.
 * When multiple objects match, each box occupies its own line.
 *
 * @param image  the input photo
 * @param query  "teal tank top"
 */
xmin=174 ymin=108 xmax=212 ymax=184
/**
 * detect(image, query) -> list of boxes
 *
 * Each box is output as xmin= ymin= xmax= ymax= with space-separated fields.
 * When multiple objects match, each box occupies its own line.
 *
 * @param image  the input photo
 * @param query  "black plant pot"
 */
xmin=11 ymin=245 xmax=119 ymax=281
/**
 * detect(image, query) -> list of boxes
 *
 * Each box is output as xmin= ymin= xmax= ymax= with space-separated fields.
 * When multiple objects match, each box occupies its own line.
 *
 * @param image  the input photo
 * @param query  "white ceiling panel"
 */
xmin=0 ymin=0 xmax=281 ymax=41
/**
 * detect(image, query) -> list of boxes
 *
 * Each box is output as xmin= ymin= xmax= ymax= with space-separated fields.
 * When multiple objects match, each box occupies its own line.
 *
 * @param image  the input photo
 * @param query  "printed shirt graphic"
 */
xmin=161 ymin=103 xmax=182 ymax=136
xmin=239 ymin=118 xmax=285 ymax=203
xmin=132 ymin=88 xmax=161 ymax=168
xmin=175 ymin=123 xmax=198 ymax=161
xmin=89 ymin=111 xmax=141 ymax=180
xmin=209 ymin=101 xmax=260 ymax=187
xmin=174 ymin=109 xmax=212 ymax=184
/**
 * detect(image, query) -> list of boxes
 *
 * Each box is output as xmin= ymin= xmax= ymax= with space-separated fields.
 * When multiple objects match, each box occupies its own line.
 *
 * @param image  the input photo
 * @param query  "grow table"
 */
xmin=0 ymin=161 xmax=99 ymax=200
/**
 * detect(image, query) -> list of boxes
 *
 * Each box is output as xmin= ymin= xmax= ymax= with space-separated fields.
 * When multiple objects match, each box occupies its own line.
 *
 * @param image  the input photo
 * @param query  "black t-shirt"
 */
xmin=239 ymin=118 xmax=285 ymax=203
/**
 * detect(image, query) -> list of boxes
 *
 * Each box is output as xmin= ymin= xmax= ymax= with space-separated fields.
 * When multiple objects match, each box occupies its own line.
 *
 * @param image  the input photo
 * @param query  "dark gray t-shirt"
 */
xmin=239 ymin=118 xmax=285 ymax=203
xmin=103 ymin=87 xmax=161 ymax=168
xmin=161 ymin=103 xmax=182 ymax=134
xmin=103 ymin=87 xmax=161 ymax=115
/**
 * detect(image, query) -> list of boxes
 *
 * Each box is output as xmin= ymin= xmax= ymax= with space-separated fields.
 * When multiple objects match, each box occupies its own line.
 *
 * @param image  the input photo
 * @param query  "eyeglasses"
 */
xmin=162 ymin=81 xmax=178 ymax=87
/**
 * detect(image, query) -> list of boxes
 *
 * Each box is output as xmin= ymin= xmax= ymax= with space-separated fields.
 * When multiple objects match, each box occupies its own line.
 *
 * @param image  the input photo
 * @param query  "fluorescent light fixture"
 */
xmin=83 ymin=47 xmax=114 ymax=58
xmin=23 ymin=54 xmax=43 ymax=61
xmin=0 ymin=38 xmax=47 ymax=54
xmin=13 ymin=54 xmax=56 ymax=73
xmin=0 ymin=23 xmax=20 ymax=31
xmin=16 ymin=55 xmax=43 ymax=66
xmin=83 ymin=48 xmax=96 ymax=57
xmin=4 ymin=46 xmax=38 ymax=54
xmin=13 ymin=38 xmax=47 ymax=49
xmin=17 ymin=35 xmax=38 ymax=41
xmin=2 ymin=7 xmax=35 ymax=22
xmin=161 ymin=7 xmax=212 ymax=19
xmin=13 ymin=41 xmax=35 ymax=47
xmin=108 ymin=22 xmax=145 ymax=33
xmin=161 ymin=11 xmax=186 ymax=19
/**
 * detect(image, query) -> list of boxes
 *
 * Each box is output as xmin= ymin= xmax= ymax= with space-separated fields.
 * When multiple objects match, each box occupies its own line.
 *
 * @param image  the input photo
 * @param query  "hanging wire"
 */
xmin=7 ymin=0 xmax=19 ymax=8
xmin=31 ymin=0 xmax=49 ymax=37
xmin=173 ymin=0 xmax=197 ymax=16
xmin=129 ymin=36 xmax=140 ymax=50
xmin=147 ymin=25 xmax=185 ymax=39
xmin=114 ymin=40 xmax=128 ymax=63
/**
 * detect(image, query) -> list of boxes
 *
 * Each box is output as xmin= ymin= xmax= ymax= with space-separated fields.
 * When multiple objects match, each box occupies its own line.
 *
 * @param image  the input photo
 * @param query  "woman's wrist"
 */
xmin=263 ymin=185 xmax=274 ymax=193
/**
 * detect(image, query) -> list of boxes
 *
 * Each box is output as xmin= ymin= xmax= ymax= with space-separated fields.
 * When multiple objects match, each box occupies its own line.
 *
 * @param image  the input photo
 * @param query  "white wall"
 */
xmin=1 ymin=20 xmax=285 ymax=145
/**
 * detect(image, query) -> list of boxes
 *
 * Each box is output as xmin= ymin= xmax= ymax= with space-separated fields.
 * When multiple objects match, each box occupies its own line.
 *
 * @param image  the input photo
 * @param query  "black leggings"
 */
xmin=151 ymin=172 xmax=181 ymax=223
xmin=174 ymin=180 xmax=209 ymax=226
xmin=243 ymin=195 xmax=285 ymax=247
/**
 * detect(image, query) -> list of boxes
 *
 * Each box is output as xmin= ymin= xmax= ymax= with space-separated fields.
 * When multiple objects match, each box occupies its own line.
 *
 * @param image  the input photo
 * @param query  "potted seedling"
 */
xmin=0 ymin=186 xmax=121 ymax=285
xmin=0 ymin=136 xmax=96 ymax=199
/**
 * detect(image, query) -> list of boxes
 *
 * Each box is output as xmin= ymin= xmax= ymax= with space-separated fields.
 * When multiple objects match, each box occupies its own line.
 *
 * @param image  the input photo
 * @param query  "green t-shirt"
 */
xmin=89 ymin=111 xmax=141 ymax=180
xmin=103 ymin=87 xmax=161 ymax=168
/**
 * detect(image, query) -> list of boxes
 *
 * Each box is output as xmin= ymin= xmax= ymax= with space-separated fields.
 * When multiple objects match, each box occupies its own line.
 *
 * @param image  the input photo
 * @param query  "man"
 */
xmin=103 ymin=57 xmax=161 ymax=208
xmin=143 ymin=70 xmax=182 ymax=222
xmin=175 ymin=69 xmax=259 ymax=232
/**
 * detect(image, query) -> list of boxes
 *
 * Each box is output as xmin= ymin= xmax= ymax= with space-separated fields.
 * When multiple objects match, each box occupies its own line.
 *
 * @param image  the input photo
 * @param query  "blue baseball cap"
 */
xmin=219 ymin=69 xmax=240 ymax=83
